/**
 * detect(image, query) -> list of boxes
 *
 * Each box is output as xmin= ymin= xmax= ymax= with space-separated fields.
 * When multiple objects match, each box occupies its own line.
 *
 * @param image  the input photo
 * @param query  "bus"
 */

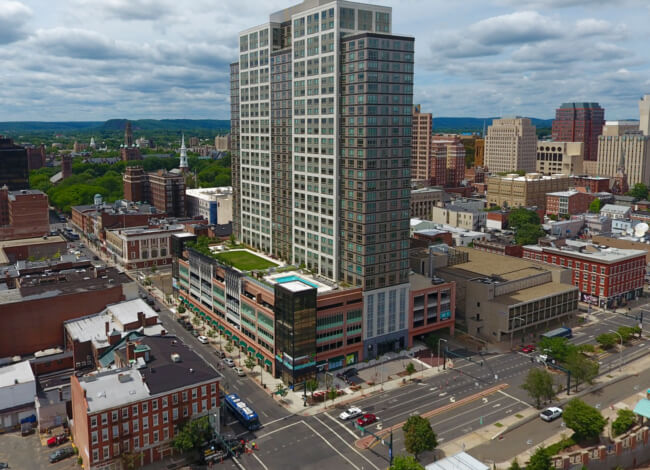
xmin=224 ymin=393 xmax=260 ymax=431
xmin=541 ymin=326 xmax=572 ymax=339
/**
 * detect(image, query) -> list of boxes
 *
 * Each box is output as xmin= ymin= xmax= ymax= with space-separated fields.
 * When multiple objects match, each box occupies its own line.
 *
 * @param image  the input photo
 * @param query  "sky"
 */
xmin=1 ymin=0 xmax=649 ymax=122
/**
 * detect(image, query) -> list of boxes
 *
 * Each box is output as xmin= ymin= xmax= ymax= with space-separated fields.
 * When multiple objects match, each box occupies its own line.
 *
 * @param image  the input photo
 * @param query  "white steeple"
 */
xmin=179 ymin=133 xmax=188 ymax=171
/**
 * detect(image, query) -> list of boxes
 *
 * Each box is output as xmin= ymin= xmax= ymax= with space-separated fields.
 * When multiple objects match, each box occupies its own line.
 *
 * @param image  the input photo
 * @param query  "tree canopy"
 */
xmin=515 ymin=223 xmax=546 ymax=245
xmin=172 ymin=416 xmax=212 ymax=452
xmin=527 ymin=446 xmax=553 ymax=470
xmin=390 ymin=455 xmax=425 ymax=470
xmin=588 ymin=198 xmax=601 ymax=213
xmin=563 ymin=398 xmax=606 ymax=441
xmin=627 ymin=183 xmax=649 ymax=200
xmin=521 ymin=368 xmax=555 ymax=408
xmin=508 ymin=208 xmax=541 ymax=229
xmin=565 ymin=351 xmax=599 ymax=392
xmin=403 ymin=415 xmax=437 ymax=460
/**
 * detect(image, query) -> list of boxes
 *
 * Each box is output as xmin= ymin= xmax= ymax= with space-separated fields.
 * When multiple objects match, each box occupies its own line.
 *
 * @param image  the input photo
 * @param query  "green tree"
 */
xmin=617 ymin=325 xmax=636 ymax=343
xmin=177 ymin=304 xmax=186 ymax=314
xmin=527 ymin=446 xmax=553 ymax=470
xmin=326 ymin=387 xmax=338 ymax=400
xmin=588 ymin=198 xmax=602 ymax=213
xmin=225 ymin=342 xmax=234 ymax=354
xmin=390 ymin=455 xmax=425 ymax=470
xmin=538 ymin=337 xmax=573 ymax=363
xmin=508 ymin=208 xmax=540 ymax=229
xmin=150 ymin=264 xmax=157 ymax=274
xmin=403 ymin=415 xmax=437 ymax=460
xmin=565 ymin=351 xmax=599 ymax=392
xmin=405 ymin=362 xmax=416 ymax=377
xmin=521 ymin=368 xmax=555 ymax=408
xmin=172 ymin=416 xmax=212 ymax=452
xmin=207 ymin=328 xmax=216 ymax=339
xmin=275 ymin=383 xmax=288 ymax=397
xmin=627 ymin=183 xmax=649 ymax=200
xmin=424 ymin=333 xmax=440 ymax=352
xmin=244 ymin=355 xmax=256 ymax=372
xmin=563 ymin=398 xmax=606 ymax=441
xmin=515 ymin=223 xmax=545 ymax=245
xmin=612 ymin=409 xmax=637 ymax=436
xmin=305 ymin=378 xmax=319 ymax=397
xmin=507 ymin=458 xmax=523 ymax=470
xmin=596 ymin=333 xmax=618 ymax=349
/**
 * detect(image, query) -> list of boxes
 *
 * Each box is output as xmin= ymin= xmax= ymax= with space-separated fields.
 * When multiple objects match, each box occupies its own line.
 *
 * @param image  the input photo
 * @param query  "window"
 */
xmin=201 ymin=385 xmax=207 ymax=396
xmin=91 ymin=431 xmax=98 ymax=444
xmin=211 ymin=397 xmax=217 ymax=409
xmin=142 ymin=417 xmax=149 ymax=430
xmin=152 ymin=399 xmax=158 ymax=411
xmin=172 ymin=408 xmax=178 ymax=420
xmin=192 ymin=388 xmax=198 ymax=399
xmin=113 ymin=443 xmax=119 ymax=456
xmin=91 ymin=416 xmax=97 ymax=428
xmin=103 ymin=445 xmax=109 ymax=460
xmin=210 ymin=383 xmax=216 ymax=394
xmin=122 ymin=407 xmax=129 ymax=419
xmin=154 ymin=430 xmax=159 ymax=443
xmin=163 ymin=427 xmax=169 ymax=440
xmin=102 ymin=428 xmax=108 ymax=441
xmin=172 ymin=393 xmax=178 ymax=405
xmin=112 ymin=410 xmax=118 ymax=422
xmin=112 ymin=425 xmax=118 ymax=438
xmin=142 ymin=402 xmax=148 ymax=414
xmin=162 ymin=411 xmax=169 ymax=424
xmin=162 ymin=397 xmax=168 ymax=408
xmin=183 ymin=406 xmax=188 ymax=417
xmin=134 ymin=436 xmax=139 ymax=449
xmin=153 ymin=414 xmax=159 ymax=427
xmin=92 ymin=449 xmax=99 ymax=463
xmin=182 ymin=391 xmax=188 ymax=402
xmin=132 ymin=405 xmax=138 ymax=417
xmin=192 ymin=403 xmax=198 ymax=414
xmin=143 ymin=433 xmax=149 ymax=446
xmin=122 ymin=422 xmax=129 ymax=435
xmin=132 ymin=419 xmax=139 ymax=433
xmin=123 ymin=440 xmax=129 ymax=452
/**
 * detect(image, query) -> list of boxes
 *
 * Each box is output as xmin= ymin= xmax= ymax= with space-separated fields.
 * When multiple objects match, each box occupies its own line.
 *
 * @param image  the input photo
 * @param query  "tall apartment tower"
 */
xmin=412 ymin=104 xmax=433 ymax=184
xmin=230 ymin=62 xmax=241 ymax=241
xmin=552 ymin=102 xmax=604 ymax=162
xmin=640 ymin=95 xmax=650 ymax=136
xmin=232 ymin=0 xmax=414 ymax=355
xmin=485 ymin=118 xmax=537 ymax=173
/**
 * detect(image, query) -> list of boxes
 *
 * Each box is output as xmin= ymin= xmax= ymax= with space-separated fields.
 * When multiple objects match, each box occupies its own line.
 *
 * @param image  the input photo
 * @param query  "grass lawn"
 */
xmin=215 ymin=250 xmax=278 ymax=271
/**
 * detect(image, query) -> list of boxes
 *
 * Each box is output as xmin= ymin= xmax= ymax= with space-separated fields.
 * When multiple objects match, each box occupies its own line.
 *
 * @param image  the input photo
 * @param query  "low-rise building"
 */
xmin=487 ymin=173 xmax=570 ymax=211
xmin=410 ymin=187 xmax=447 ymax=220
xmin=71 ymin=335 xmax=221 ymax=470
xmin=544 ymin=218 xmax=585 ymax=238
xmin=0 ymin=360 xmax=36 ymax=433
xmin=0 ymin=188 xmax=49 ymax=241
xmin=571 ymin=175 xmax=610 ymax=193
xmin=600 ymin=204 xmax=631 ymax=220
xmin=408 ymin=273 xmax=456 ymax=346
xmin=185 ymin=187 xmax=233 ymax=225
xmin=431 ymin=201 xmax=486 ymax=231
xmin=522 ymin=240 xmax=645 ymax=307
xmin=473 ymin=237 xmax=523 ymax=257
xmin=536 ymin=141 xmax=583 ymax=176
xmin=105 ymin=224 xmax=187 ymax=270
xmin=545 ymin=190 xmax=597 ymax=217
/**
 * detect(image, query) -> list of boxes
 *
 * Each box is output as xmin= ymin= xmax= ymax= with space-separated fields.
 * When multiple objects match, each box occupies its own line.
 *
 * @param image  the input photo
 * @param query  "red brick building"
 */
xmin=522 ymin=240 xmax=645 ymax=307
xmin=123 ymin=167 xmax=186 ymax=217
xmin=571 ymin=175 xmax=610 ymax=193
xmin=71 ymin=201 xmax=164 ymax=242
xmin=408 ymin=273 xmax=455 ymax=347
xmin=0 ymin=188 xmax=49 ymax=241
xmin=545 ymin=190 xmax=597 ymax=217
xmin=552 ymin=102 xmax=604 ymax=162
xmin=26 ymin=145 xmax=46 ymax=171
xmin=71 ymin=336 xmax=220 ymax=470
xmin=473 ymin=239 xmax=523 ymax=258
xmin=105 ymin=223 xmax=186 ymax=270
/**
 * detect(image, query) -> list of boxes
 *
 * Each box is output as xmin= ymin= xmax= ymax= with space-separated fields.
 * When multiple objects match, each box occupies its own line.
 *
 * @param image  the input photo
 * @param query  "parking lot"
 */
xmin=0 ymin=431 xmax=77 ymax=470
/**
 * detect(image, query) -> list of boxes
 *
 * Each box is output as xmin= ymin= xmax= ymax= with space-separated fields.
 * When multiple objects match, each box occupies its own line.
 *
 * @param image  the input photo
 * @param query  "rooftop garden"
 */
xmin=186 ymin=236 xmax=279 ymax=272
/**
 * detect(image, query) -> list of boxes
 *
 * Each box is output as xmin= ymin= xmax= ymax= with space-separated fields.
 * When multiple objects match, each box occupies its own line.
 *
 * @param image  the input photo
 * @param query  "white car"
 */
xmin=234 ymin=367 xmax=246 ymax=377
xmin=339 ymin=407 xmax=363 ymax=421
xmin=540 ymin=406 xmax=563 ymax=422
xmin=197 ymin=336 xmax=209 ymax=344
xmin=223 ymin=358 xmax=235 ymax=367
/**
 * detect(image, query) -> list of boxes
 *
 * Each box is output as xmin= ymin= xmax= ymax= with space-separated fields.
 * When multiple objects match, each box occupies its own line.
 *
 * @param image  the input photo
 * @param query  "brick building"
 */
xmin=473 ymin=238 xmax=523 ymax=258
xmin=26 ymin=145 xmax=46 ymax=171
xmin=571 ymin=175 xmax=610 ymax=193
xmin=0 ymin=136 xmax=29 ymax=190
xmin=71 ymin=336 xmax=220 ymax=470
xmin=545 ymin=190 xmax=597 ymax=217
xmin=412 ymin=105 xmax=433 ymax=184
xmin=408 ymin=273 xmax=455 ymax=347
xmin=123 ymin=167 xmax=186 ymax=217
xmin=0 ymin=266 xmax=135 ymax=358
xmin=552 ymin=102 xmax=604 ymax=162
xmin=0 ymin=188 xmax=50 ymax=241
xmin=105 ymin=223 xmax=187 ymax=270
xmin=0 ymin=236 xmax=67 ymax=266
xmin=522 ymin=240 xmax=645 ymax=307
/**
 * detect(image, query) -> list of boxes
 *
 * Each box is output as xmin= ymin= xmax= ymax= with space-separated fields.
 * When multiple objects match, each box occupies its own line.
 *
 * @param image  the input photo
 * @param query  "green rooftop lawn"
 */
xmin=214 ymin=250 xmax=278 ymax=271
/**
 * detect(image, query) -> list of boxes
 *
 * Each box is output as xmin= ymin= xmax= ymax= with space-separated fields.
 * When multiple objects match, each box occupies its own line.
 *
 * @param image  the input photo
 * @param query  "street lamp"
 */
xmin=610 ymin=329 xmax=623 ymax=371
xmin=438 ymin=338 xmax=448 ymax=371
xmin=510 ymin=316 xmax=525 ymax=349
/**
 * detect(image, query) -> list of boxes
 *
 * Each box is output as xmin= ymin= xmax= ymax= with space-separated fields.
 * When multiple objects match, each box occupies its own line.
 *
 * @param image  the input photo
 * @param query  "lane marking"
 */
xmin=256 ymin=421 xmax=301 ymax=439
xmin=322 ymin=412 xmax=359 ymax=440
xmin=302 ymin=420 xmax=361 ymax=470
xmin=498 ymin=389 xmax=531 ymax=406
xmin=252 ymin=452 xmax=268 ymax=470
xmin=315 ymin=415 xmax=380 ymax=470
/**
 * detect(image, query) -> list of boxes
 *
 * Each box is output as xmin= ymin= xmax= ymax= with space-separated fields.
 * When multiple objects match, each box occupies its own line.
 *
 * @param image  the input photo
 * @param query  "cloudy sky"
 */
xmin=1 ymin=0 xmax=649 ymax=121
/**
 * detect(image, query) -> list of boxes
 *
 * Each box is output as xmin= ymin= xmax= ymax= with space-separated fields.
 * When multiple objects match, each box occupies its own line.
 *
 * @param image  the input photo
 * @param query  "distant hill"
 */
xmin=0 ymin=119 xmax=231 ymax=134
xmin=433 ymin=117 xmax=553 ymax=132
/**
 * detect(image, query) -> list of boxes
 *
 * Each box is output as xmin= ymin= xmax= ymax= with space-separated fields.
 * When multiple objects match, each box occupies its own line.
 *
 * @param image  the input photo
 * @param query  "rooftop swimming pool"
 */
xmin=274 ymin=275 xmax=319 ymax=289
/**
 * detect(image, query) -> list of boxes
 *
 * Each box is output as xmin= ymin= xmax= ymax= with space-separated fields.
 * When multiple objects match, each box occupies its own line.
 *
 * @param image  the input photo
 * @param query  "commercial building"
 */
xmin=410 ymin=187 xmax=446 ymax=220
xmin=185 ymin=187 xmax=233 ymax=225
xmin=484 ymin=118 xmax=537 ymax=173
xmin=641 ymin=95 xmax=650 ymax=136
xmin=105 ymin=223 xmax=187 ymax=270
xmin=0 ymin=360 xmax=36 ymax=432
xmin=473 ymin=236 xmax=523 ymax=258
xmin=0 ymin=265 xmax=135 ymax=358
xmin=432 ymin=135 xmax=466 ymax=187
xmin=436 ymin=247 xmax=578 ymax=343
xmin=71 ymin=335 xmax=221 ymax=470
xmin=412 ymin=104 xmax=433 ymax=184
xmin=596 ymin=121 xmax=650 ymax=187
xmin=214 ymin=134 xmax=231 ymax=151
xmin=0 ymin=188 xmax=49 ymax=241
xmin=600 ymin=204 xmax=631 ymax=220
xmin=571 ymin=175 xmax=610 ymax=193
xmin=522 ymin=240 xmax=645 ymax=307
xmin=0 ymin=136 xmax=29 ymax=190
xmin=232 ymin=1 xmax=414 ymax=357
xmin=124 ymin=167 xmax=186 ymax=217
xmin=536 ymin=141 xmax=583 ymax=176
xmin=474 ymin=138 xmax=485 ymax=167
xmin=487 ymin=173 xmax=570 ymax=211
xmin=431 ymin=200 xmax=486 ymax=231
xmin=408 ymin=273 xmax=455 ymax=346
xmin=545 ymin=190 xmax=597 ymax=217
xmin=552 ymin=102 xmax=604 ymax=162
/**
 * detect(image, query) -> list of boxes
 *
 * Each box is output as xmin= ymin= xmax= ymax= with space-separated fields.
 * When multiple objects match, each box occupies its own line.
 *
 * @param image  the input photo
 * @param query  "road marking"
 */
xmin=315 ymin=415 xmax=380 ymax=470
xmin=255 ymin=421 xmax=301 ymax=439
xmin=302 ymin=420 xmax=361 ymax=470
xmin=251 ymin=453 xmax=268 ymax=470
xmin=497 ymin=389 xmax=530 ymax=406
xmin=322 ymin=412 xmax=359 ymax=440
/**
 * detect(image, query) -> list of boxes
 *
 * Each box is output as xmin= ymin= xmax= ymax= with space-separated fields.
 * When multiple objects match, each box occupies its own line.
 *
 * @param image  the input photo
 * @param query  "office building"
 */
xmin=71 ymin=336 xmax=220 ymax=470
xmin=640 ymin=95 xmax=650 ymax=136
xmin=214 ymin=134 xmax=231 ymax=151
xmin=230 ymin=62 xmax=241 ymax=245
xmin=410 ymin=187 xmax=446 ymax=219
xmin=522 ymin=240 xmax=645 ymax=307
xmin=105 ymin=223 xmax=187 ymax=270
xmin=123 ymin=167 xmax=186 ymax=217
xmin=545 ymin=190 xmax=597 ymax=217
xmin=412 ymin=104 xmax=433 ymax=184
xmin=26 ymin=145 xmax=46 ymax=171
xmin=536 ymin=141 xmax=583 ymax=176
xmin=487 ymin=173 xmax=570 ymax=211
xmin=432 ymin=136 xmax=466 ymax=187
xmin=596 ymin=121 xmax=650 ymax=187
xmin=474 ymin=138 xmax=485 ymax=167
xmin=232 ymin=1 xmax=414 ymax=358
xmin=0 ymin=188 xmax=49 ymax=241
xmin=186 ymin=187 xmax=233 ymax=225
xmin=484 ymin=118 xmax=537 ymax=173
xmin=0 ymin=136 xmax=29 ymax=190
xmin=552 ymin=102 xmax=604 ymax=162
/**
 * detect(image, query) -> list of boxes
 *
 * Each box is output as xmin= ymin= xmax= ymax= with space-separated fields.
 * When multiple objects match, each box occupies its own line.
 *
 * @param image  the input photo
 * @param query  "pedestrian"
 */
xmin=252 ymin=441 xmax=257 ymax=450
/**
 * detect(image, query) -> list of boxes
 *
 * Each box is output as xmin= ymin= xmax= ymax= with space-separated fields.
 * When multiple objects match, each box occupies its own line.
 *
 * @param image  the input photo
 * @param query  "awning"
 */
xmin=256 ymin=352 xmax=264 ymax=360
xmin=231 ymin=335 xmax=239 ymax=343
xmin=218 ymin=325 xmax=225 ymax=331
xmin=178 ymin=295 xmax=184 ymax=301
xmin=247 ymin=346 xmax=255 ymax=353
xmin=225 ymin=330 xmax=232 ymax=337
xmin=264 ymin=359 xmax=273 ymax=367
xmin=239 ymin=340 xmax=247 ymax=347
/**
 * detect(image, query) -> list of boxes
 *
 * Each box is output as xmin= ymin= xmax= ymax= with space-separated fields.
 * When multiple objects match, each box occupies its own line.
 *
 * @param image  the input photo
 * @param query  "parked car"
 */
xmin=0 ymin=462 xmax=9 ymax=469
xmin=521 ymin=344 xmax=536 ymax=353
xmin=146 ymin=298 xmax=155 ymax=306
xmin=197 ymin=336 xmax=209 ymax=344
xmin=540 ymin=406 xmax=563 ymax=422
xmin=49 ymin=447 xmax=75 ymax=463
xmin=47 ymin=434 xmax=68 ymax=447
xmin=339 ymin=407 xmax=363 ymax=421
xmin=234 ymin=367 xmax=245 ymax=377
xmin=223 ymin=358 xmax=235 ymax=367
xmin=356 ymin=413 xmax=377 ymax=427
xmin=191 ymin=330 xmax=200 ymax=337
xmin=214 ymin=350 xmax=226 ymax=359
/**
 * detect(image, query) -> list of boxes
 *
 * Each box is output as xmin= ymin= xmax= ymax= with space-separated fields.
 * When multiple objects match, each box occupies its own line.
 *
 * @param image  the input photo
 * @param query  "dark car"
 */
xmin=146 ymin=298 xmax=155 ymax=306
xmin=214 ymin=350 xmax=226 ymax=359
xmin=191 ymin=330 xmax=200 ymax=337
xmin=183 ymin=321 xmax=194 ymax=330
xmin=153 ymin=305 xmax=161 ymax=312
xmin=0 ymin=462 xmax=9 ymax=469
xmin=338 ymin=368 xmax=358 ymax=379
xmin=93 ymin=255 xmax=99 ymax=261
xmin=49 ymin=447 xmax=75 ymax=463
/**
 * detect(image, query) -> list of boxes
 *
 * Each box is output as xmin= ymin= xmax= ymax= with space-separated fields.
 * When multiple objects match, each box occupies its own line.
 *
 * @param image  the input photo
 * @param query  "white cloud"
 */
xmin=0 ymin=0 xmax=32 ymax=44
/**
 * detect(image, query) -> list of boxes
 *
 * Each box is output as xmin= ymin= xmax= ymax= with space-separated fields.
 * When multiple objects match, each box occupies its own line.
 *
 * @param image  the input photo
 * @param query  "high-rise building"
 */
xmin=123 ymin=167 xmax=186 ymax=217
xmin=639 ymin=95 xmax=650 ymax=137
xmin=432 ymin=136 xmax=465 ymax=187
xmin=596 ymin=121 xmax=650 ymax=187
xmin=484 ymin=118 xmax=537 ymax=173
xmin=474 ymin=138 xmax=485 ymax=167
xmin=0 ymin=136 xmax=29 ymax=190
xmin=536 ymin=141 xmax=583 ymax=176
xmin=232 ymin=0 xmax=413 ymax=357
xmin=412 ymin=104 xmax=433 ymax=184
xmin=552 ymin=102 xmax=604 ymax=162
xmin=230 ymin=62 xmax=241 ymax=243
xmin=26 ymin=145 xmax=46 ymax=171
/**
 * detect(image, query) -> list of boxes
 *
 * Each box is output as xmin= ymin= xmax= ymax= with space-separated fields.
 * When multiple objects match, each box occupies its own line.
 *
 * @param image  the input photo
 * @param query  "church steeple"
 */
xmin=179 ymin=133 xmax=188 ymax=171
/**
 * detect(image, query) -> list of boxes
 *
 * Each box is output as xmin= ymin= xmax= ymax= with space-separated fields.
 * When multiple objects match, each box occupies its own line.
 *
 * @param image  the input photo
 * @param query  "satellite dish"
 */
xmin=634 ymin=222 xmax=649 ymax=238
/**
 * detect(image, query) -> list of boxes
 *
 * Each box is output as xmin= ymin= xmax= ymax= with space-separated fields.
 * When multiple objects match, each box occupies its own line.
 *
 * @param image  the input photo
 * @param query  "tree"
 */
xmin=403 ymin=415 xmax=437 ymax=460
xmin=617 ymin=325 xmax=636 ymax=343
xmin=565 ymin=351 xmax=599 ymax=392
xmin=177 ymin=304 xmax=186 ymax=314
xmin=527 ymin=446 xmax=553 ymax=470
xmin=207 ymin=328 xmax=216 ymax=339
xmin=424 ymin=333 xmax=440 ymax=352
xmin=225 ymin=342 xmax=234 ymax=354
xmin=612 ymin=409 xmax=637 ymax=436
xmin=405 ymin=362 xmax=416 ymax=377
xmin=508 ymin=208 xmax=540 ymax=229
xmin=507 ymin=458 xmax=523 ymax=470
xmin=588 ymin=198 xmax=601 ymax=213
xmin=150 ymin=265 xmax=157 ymax=274
xmin=596 ymin=333 xmax=617 ymax=349
xmin=244 ymin=355 xmax=256 ymax=372
xmin=521 ymin=368 xmax=555 ymax=408
xmin=275 ymin=383 xmax=288 ymax=397
xmin=172 ymin=416 xmax=212 ymax=452
xmin=515 ymin=223 xmax=545 ymax=245
xmin=627 ymin=183 xmax=649 ymax=200
xmin=538 ymin=337 xmax=573 ymax=362
xmin=563 ymin=398 xmax=606 ymax=442
xmin=305 ymin=378 xmax=319 ymax=397
xmin=390 ymin=455 xmax=425 ymax=470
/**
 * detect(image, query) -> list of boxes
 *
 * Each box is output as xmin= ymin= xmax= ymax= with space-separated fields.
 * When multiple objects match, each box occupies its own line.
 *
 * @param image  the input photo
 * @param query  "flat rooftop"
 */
xmin=264 ymin=271 xmax=333 ymax=294
xmin=0 ymin=360 xmax=34 ymax=388
xmin=495 ymin=281 xmax=577 ymax=304
xmin=524 ymin=240 xmax=646 ymax=263
xmin=79 ymin=368 xmax=150 ymax=413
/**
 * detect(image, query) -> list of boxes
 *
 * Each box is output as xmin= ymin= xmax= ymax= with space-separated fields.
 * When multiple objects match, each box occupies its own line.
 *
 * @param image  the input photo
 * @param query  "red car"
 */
xmin=521 ymin=344 xmax=536 ymax=353
xmin=356 ymin=413 xmax=377 ymax=427
xmin=47 ymin=434 xmax=68 ymax=447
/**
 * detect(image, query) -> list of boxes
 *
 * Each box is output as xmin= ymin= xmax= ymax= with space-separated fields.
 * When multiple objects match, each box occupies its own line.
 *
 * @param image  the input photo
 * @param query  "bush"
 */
xmin=612 ymin=409 xmax=637 ymax=436
xmin=577 ymin=344 xmax=595 ymax=353
xmin=77 ymin=456 xmax=83 ymax=465
xmin=546 ymin=436 xmax=576 ymax=455
xmin=596 ymin=333 xmax=618 ymax=349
